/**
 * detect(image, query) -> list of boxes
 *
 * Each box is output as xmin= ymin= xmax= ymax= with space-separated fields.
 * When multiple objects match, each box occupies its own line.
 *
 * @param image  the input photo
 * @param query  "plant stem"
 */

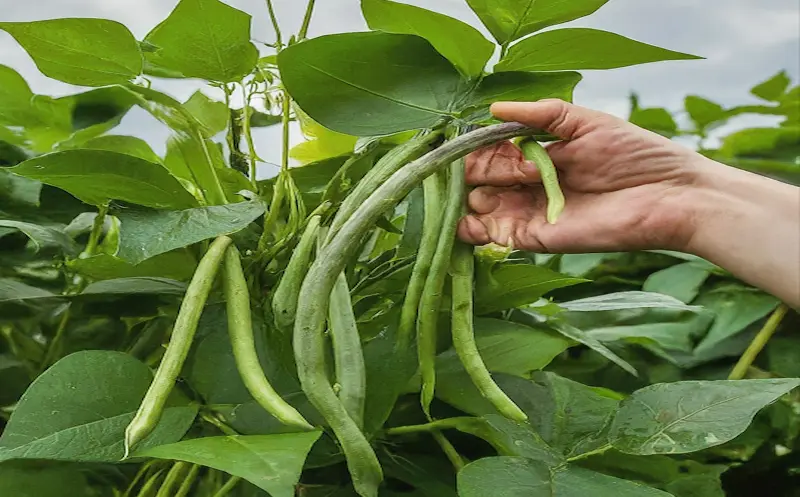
xmin=385 ymin=417 xmax=473 ymax=436
xmin=298 ymin=0 xmax=317 ymax=41
xmin=173 ymin=464 xmax=200 ymax=497
xmin=211 ymin=477 xmax=242 ymax=497
xmin=39 ymin=307 xmax=70 ymax=371
xmin=240 ymin=82 xmax=260 ymax=189
xmin=499 ymin=42 xmax=510 ymax=60
xmin=432 ymin=431 xmax=466 ymax=471
xmin=280 ymin=90 xmax=291 ymax=172
xmin=84 ymin=202 xmax=109 ymax=257
xmin=265 ymin=0 xmax=283 ymax=48
xmin=729 ymin=304 xmax=789 ymax=380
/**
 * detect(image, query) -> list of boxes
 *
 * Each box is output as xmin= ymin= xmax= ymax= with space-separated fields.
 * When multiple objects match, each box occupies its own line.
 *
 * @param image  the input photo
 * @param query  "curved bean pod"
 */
xmin=519 ymin=138 xmax=565 ymax=224
xmin=272 ymin=215 xmax=321 ymax=330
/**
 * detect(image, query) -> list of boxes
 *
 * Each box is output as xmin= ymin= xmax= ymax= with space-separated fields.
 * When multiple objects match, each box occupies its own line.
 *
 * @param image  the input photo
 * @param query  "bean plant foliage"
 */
xmin=0 ymin=1 xmax=798 ymax=496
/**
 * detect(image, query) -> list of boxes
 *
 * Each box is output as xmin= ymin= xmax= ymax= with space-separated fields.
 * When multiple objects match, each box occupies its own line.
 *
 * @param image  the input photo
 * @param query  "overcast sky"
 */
xmin=2 ymin=0 xmax=799 ymax=174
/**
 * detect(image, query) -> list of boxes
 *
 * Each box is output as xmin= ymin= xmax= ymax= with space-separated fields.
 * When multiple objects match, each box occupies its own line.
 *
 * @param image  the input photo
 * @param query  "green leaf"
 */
xmin=0 ymin=278 xmax=61 ymax=305
xmin=9 ymin=150 xmax=198 ymax=209
xmin=693 ymin=287 xmax=779 ymax=355
xmin=80 ymin=277 xmax=187 ymax=297
xmin=184 ymin=90 xmax=229 ymax=136
xmin=475 ymin=262 xmax=588 ymax=315
xmin=719 ymin=126 xmax=800 ymax=158
xmin=554 ymin=466 xmax=672 ymax=497
xmin=436 ymin=318 xmax=572 ymax=377
xmin=466 ymin=0 xmax=611 ymax=45
xmin=549 ymin=321 xmax=638 ymax=377
xmin=137 ymin=432 xmax=322 ymax=497
xmin=143 ymin=0 xmax=258 ymax=82
xmin=560 ymin=291 xmax=702 ymax=313
xmin=279 ymin=32 xmax=462 ymax=136
xmin=0 ymin=220 xmax=78 ymax=255
xmin=496 ymin=28 xmax=701 ymax=72
xmin=629 ymin=107 xmax=678 ymax=137
xmin=642 ymin=263 xmax=710 ymax=304
xmin=290 ymin=109 xmax=357 ymax=165
xmin=685 ymin=96 xmax=727 ymax=131
xmin=361 ymin=0 xmax=493 ymax=78
xmin=67 ymin=251 xmax=197 ymax=281
xmin=116 ymin=200 xmax=265 ymax=264
xmin=609 ymin=379 xmax=800 ymax=455
xmin=458 ymin=456 xmax=552 ymax=497
xmin=81 ymin=135 xmax=162 ymax=163
xmin=480 ymin=415 xmax=565 ymax=465
xmin=0 ymin=19 xmax=142 ymax=86
xmin=363 ymin=328 xmax=417 ymax=435
xmin=0 ymin=64 xmax=37 ymax=126
xmin=751 ymin=70 xmax=791 ymax=102
xmin=163 ymin=133 xmax=231 ymax=204
xmin=0 ymin=465 xmax=93 ymax=497
xmin=0 ymin=350 xmax=197 ymax=463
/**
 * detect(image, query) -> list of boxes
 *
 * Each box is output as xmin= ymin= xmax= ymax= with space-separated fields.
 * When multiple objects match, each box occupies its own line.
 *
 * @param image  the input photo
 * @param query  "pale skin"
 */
xmin=459 ymin=99 xmax=800 ymax=308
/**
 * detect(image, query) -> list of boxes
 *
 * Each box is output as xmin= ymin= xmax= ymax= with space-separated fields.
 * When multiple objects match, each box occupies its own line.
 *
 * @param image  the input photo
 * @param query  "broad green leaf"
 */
xmin=163 ymin=133 xmax=230 ymax=204
xmin=143 ymin=0 xmax=258 ymax=82
xmin=81 ymin=135 xmax=161 ymax=163
xmin=137 ymin=432 xmax=322 ymax=497
xmin=0 ymin=350 xmax=197 ymax=462
xmin=751 ymin=70 xmax=791 ymax=102
xmin=0 ymin=465 xmax=93 ymax=497
xmin=496 ymin=28 xmax=701 ymax=72
xmin=549 ymin=321 xmax=638 ymax=376
xmin=380 ymin=454 xmax=460 ymax=497
xmin=9 ymin=150 xmax=198 ymax=209
xmin=719 ymin=126 xmax=800 ymax=158
xmin=685 ymin=96 xmax=727 ymax=131
xmin=184 ymin=90 xmax=229 ymax=136
xmin=436 ymin=318 xmax=572 ymax=377
xmin=466 ymin=0 xmax=611 ymax=45
xmin=475 ymin=262 xmax=588 ymax=314
xmin=458 ymin=456 xmax=552 ymax=497
xmin=643 ymin=263 xmax=710 ymax=303
xmin=0 ymin=19 xmax=142 ymax=86
xmin=0 ymin=220 xmax=78 ymax=255
xmin=80 ymin=277 xmax=187 ymax=297
xmin=54 ymin=86 xmax=139 ymax=148
xmin=363 ymin=327 xmax=417 ymax=435
xmin=67 ymin=251 xmax=197 ymax=281
xmin=116 ymin=200 xmax=265 ymax=264
xmin=481 ymin=415 xmax=565 ymax=465
xmin=279 ymin=32 xmax=462 ymax=136
xmin=290 ymin=108 xmax=357 ymax=165
xmin=0 ymin=278 xmax=61 ymax=304
xmin=629 ymin=107 xmax=678 ymax=137
xmin=693 ymin=287 xmax=779 ymax=355
xmin=0 ymin=64 xmax=37 ymax=126
xmin=553 ymin=466 xmax=672 ymax=497
xmin=362 ymin=0 xmax=493 ymax=78
xmin=560 ymin=291 xmax=702 ymax=313
xmin=524 ymin=372 xmax=619 ymax=458
xmin=609 ymin=379 xmax=800 ymax=455
xmin=463 ymin=71 xmax=582 ymax=108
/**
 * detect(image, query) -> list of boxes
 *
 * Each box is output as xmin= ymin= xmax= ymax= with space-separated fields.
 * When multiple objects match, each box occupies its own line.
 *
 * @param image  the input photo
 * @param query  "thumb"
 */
xmin=490 ymin=99 xmax=622 ymax=141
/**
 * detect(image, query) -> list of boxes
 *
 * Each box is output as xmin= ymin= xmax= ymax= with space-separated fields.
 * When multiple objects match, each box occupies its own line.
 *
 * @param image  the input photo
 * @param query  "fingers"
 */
xmin=490 ymin=99 xmax=623 ymax=141
xmin=458 ymin=186 xmax=547 ymax=249
xmin=465 ymin=140 xmax=542 ymax=187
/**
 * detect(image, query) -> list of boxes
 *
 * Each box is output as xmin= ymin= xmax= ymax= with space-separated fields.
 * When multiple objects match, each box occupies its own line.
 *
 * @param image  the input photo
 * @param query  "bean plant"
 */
xmin=0 ymin=1 xmax=798 ymax=496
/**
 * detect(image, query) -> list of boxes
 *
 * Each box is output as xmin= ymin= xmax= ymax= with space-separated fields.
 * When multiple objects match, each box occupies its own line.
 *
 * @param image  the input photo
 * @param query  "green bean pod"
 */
xmin=272 ymin=215 xmax=321 ymax=330
xmin=519 ymin=138 xmax=565 ymax=224
xmin=418 ymin=159 xmax=466 ymax=417
xmin=326 ymin=129 xmax=444 ymax=242
xmin=396 ymin=174 xmax=445 ymax=350
xmin=450 ymin=241 xmax=527 ymax=422
xmin=224 ymin=245 xmax=314 ymax=430
xmin=124 ymin=235 xmax=233 ymax=457
xmin=155 ymin=462 xmax=189 ymax=497
xmin=293 ymin=123 xmax=535 ymax=497
xmin=328 ymin=272 xmax=367 ymax=429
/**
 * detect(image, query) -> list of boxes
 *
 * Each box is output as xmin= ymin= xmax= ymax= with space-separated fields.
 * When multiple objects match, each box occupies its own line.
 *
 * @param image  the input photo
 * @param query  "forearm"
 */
xmin=684 ymin=157 xmax=800 ymax=308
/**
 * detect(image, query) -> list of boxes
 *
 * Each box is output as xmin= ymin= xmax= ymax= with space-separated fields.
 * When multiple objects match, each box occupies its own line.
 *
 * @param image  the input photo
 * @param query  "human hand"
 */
xmin=458 ymin=99 xmax=707 ymax=254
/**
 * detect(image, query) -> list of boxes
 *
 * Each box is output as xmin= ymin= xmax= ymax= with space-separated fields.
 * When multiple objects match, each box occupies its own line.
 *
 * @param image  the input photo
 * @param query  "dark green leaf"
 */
xmin=719 ymin=126 xmax=800 ymax=158
xmin=362 ymin=0 xmax=494 ymax=78
xmin=458 ymin=456 xmax=552 ymax=497
xmin=436 ymin=318 xmax=572 ymax=377
xmin=497 ymin=29 xmax=701 ymax=72
xmin=137 ymin=432 xmax=322 ymax=497
xmin=609 ymin=379 xmax=800 ymax=455
xmin=549 ymin=321 xmax=638 ymax=377
xmin=279 ymin=32 xmax=462 ymax=136
xmin=0 ymin=220 xmax=78 ymax=255
xmin=481 ymin=415 xmax=565 ymax=465
xmin=693 ymin=287 xmax=779 ymax=355
xmin=0 ymin=64 xmax=38 ymax=126
xmin=80 ymin=277 xmax=187 ymax=297
xmin=67 ymin=251 xmax=197 ymax=281
xmin=685 ymin=96 xmax=727 ymax=131
xmin=554 ymin=466 xmax=672 ymax=497
xmin=466 ymin=0 xmax=611 ymax=44
xmin=475 ymin=262 xmax=588 ymax=314
xmin=9 ymin=150 xmax=198 ymax=209
xmin=0 ymin=19 xmax=142 ymax=86
xmin=143 ymin=0 xmax=258 ymax=82
xmin=0 ymin=350 xmax=197 ymax=462
xmin=116 ymin=200 xmax=265 ymax=264
xmin=459 ymin=71 xmax=582 ymax=115
xmin=363 ymin=328 xmax=417 ymax=435
xmin=0 ymin=278 xmax=61 ymax=304
xmin=642 ymin=263 xmax=711 ymax=303
xmin=81 ymin=135 xmax=162 ymax=163
xmin=629 ymin=107 xmax=678 ymax=137
xmin=0 ymin=465 xmax=93 ymax=497
xmin=751 ymin=70 xmax=791 ymax=102
xmin=184 ymin=90 xmax=230 ymax=136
